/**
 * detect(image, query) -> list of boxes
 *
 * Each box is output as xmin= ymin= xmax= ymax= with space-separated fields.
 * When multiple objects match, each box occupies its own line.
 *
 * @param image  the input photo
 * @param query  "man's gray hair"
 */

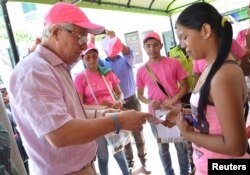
xmin=42 ymin=23 xmax=74 ymax=38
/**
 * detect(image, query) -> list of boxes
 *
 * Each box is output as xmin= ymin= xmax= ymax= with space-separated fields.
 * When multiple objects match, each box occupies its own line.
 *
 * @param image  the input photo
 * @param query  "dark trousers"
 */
xmin=123 ymin=95 xmax=147 ymax=167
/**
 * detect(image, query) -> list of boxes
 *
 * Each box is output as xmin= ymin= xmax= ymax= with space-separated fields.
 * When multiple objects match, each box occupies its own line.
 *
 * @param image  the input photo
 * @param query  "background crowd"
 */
xmin=1 ymin=1 xmax=250 ymax=175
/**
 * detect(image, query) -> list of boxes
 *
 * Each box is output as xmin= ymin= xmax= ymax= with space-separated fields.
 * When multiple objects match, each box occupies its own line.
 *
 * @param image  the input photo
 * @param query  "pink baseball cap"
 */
xmin=44 ymin=2 xmax=105 ymax=35
xmin=101 ymin=36 xmax=123 ymax=58
xmin=143 ymin=32 xmax=161 ymax=43
xmin=81 ymin=43 xmax=98 ymax=57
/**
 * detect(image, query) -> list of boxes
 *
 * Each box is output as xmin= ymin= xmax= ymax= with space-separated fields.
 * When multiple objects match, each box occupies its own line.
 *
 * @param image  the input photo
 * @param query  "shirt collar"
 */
xmin=36 ymin=45 xmax=68 ymax=69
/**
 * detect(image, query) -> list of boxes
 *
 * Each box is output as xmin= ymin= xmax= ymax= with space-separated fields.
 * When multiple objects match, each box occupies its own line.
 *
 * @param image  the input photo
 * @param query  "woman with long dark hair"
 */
xmin=174 ymin=2 xmax=250 ymax=174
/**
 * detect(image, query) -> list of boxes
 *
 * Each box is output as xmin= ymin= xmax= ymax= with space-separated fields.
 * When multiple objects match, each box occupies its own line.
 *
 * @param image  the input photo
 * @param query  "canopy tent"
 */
xmin=3 ymin=0 xmax=216 ymax=67
xmin=1 ymin=0 xmax=247 ymax=67
xmin=12 ymin=0 xmax=216 ymax=16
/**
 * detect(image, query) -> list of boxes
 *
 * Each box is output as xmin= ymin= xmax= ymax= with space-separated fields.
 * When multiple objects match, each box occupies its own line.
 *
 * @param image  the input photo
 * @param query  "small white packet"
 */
xmin=146 ymin=109 xmax=170 ymax=125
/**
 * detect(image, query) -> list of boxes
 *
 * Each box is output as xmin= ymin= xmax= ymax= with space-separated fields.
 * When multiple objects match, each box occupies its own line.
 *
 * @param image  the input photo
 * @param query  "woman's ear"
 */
xmin=201 ymin=23 xmax=212 ymax=40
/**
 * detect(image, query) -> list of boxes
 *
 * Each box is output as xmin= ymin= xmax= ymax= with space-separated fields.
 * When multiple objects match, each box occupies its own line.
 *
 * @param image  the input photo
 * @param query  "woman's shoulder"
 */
xmin=213 ymin=60 xmax=244 ymax=85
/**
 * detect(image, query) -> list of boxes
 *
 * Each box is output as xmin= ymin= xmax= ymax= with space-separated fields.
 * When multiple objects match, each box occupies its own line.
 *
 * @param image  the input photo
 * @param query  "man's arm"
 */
xmin=173 ymin=78 xmax=189 ymax=102
xmin=122 ymin=44 xmax=130 ymax=56
xmin=105 ymin=30 xmax=130 ymax=56
xmin=45 ymin=110 xmax=151 ymax=148
xmin=162 ymin=78 xmax=189 ymax=106
xmin=137 ymin=87 xmax=161 ymax=110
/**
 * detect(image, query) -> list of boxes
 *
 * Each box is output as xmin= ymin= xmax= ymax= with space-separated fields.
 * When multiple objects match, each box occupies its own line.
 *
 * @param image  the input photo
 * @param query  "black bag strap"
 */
xmin=144 ymin=63 xmax=170 ymax=97
xmin=244 ymin=101 xmax=249 ymax=123
xmin=244 ymin=102 xmax=250 ymax=154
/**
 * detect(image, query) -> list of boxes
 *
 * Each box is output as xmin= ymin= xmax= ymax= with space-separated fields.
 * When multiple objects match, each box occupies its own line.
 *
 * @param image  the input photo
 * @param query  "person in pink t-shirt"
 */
xmin=136 ymin=31 xmax=190 ymax=175
xmin=74 ymin=43 xmax=124 ymax=109
xmin=192 ymin=59 xmax=207 ymax=83
xmin=174 ymin=3 xmax=250 ymax=175
xmin=236 ymin=3 xmax=250 ymax=76
xmin=236 ymin=3 xmax=250 ymax=51
xmin=193 ymin=39 xmax=247 ymax=83
xmin=74 ymin=43 xmax=130 ymax=175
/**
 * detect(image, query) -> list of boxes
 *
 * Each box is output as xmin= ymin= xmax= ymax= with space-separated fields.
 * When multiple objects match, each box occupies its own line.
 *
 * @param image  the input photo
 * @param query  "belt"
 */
xmin=67 ymin=161 xmax=96 ymax=175
xmin=124 ymin=94 xmax=136 ymax=103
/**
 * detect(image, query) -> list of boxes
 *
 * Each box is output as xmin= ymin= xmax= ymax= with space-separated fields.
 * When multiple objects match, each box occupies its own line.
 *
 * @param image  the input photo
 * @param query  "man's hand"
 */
xmin=111 ymin=100 xmax=123 ymax=109
xmin=115 ymin=110 xmax=153 ymax=132
xmin=3 ymin=95 xmax=9 ymax=104
xmin=29 ymin=37 xmax=41 ymax=52
xmin=105 ymin=30 xmax=116 ymax=38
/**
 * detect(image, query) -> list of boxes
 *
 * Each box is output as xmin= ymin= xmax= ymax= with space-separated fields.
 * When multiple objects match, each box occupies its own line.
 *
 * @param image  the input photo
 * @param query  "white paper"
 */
xmin=146 ymin=109 xmax=170 ymax=125
xmin=157 ymin=124 xmax=180 ymax=138
xmin=152 ymin=109 xmax=185 ymax=143
xmin=156 ymin=124 xmax=185 ymax=143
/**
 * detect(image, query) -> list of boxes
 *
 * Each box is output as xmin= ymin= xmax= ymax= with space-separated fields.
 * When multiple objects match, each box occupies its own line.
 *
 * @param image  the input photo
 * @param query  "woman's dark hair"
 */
xmin=176 ymin=2 xmax=233 ymax=134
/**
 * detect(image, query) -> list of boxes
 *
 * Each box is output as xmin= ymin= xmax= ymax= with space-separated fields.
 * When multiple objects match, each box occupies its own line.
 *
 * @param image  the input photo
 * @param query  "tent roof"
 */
xmin=12 ymin=0 xmax=216 ymax=16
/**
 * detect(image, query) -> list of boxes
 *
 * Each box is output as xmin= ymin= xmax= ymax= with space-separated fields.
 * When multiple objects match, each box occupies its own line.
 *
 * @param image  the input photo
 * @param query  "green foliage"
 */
xmin=0 ymin=20 xmax=33 ymax=43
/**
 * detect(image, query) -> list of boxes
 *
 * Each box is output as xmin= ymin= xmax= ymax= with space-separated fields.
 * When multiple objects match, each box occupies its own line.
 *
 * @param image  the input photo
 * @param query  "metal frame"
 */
xmin=1 ymin=0 xmax=19 ymax=68
xmin=2 ymin=0 xmax=213 ymax=68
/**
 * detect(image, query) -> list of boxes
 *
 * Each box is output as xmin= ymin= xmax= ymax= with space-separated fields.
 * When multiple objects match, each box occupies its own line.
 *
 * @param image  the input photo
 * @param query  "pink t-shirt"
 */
xmin=74 ymin=70 xmax=120 ymax=105
xmin=190 ymin=92 xmax=250 ymax=175
xmin=193 ymin=59 xmax=206 ymax=74
xmin=136 ymin=57 xmax=187 ymax=113
xmin=231 ymin=39 xmax=245 ymax=60
xmin=193 ymin=39 xmax=245 ymax=74
xmin=236 ymin=29 xmax=248 ymax=48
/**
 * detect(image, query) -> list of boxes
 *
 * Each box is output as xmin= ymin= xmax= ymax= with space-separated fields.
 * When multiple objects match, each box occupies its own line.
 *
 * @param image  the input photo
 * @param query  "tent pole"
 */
xmin=0 ymin=0 xmax=19 ymax=68
xmin=169 ymin=15 xmax=176 ymax=46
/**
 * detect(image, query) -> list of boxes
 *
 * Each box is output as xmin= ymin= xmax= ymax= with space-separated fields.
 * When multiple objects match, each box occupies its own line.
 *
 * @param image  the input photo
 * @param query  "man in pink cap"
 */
xmin=136 ymin=31 xmax=190 ymax=175
xmin=8 ymin=3 xmax=152 ymax=175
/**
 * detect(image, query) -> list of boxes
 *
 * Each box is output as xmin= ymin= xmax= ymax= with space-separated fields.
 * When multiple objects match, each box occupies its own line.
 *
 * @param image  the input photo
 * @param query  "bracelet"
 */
xmin=111 ymin=114 xmax=120 ymax=134
xmin=94 ymin=110 xmax=97 ymax=118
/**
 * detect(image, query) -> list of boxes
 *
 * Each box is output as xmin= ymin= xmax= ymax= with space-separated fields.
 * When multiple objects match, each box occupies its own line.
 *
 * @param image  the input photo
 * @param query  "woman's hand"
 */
xmin=149 ymin=100 xmax=161 ymax=110
xmin=161 ymin=106 xmax=192 ymax=129
xmin=175 ymin=110 xmax=194 ymax=138
xmin=112 ymin=100 xmax=123 ymax=109
xmin=161 ymin=110 xmax=179 ymax=128
xmin=162 ymin=97 xmax=178 ymax=107
xmin=101 ymin=101 xmax=113 ymax=108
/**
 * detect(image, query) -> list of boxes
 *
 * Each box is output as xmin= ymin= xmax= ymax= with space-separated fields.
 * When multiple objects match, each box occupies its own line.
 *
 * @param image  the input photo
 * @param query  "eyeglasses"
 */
xmin=62 ymin=28 xmax=88 ymax=45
